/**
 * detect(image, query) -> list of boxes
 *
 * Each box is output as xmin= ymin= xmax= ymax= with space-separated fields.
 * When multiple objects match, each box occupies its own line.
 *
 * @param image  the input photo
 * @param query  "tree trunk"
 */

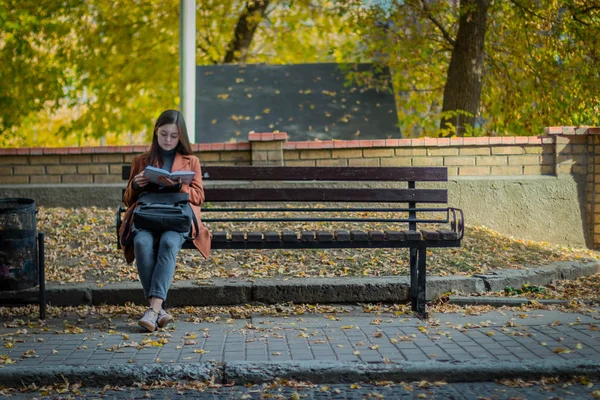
xmin=223 ymin=0 xmax=270 ymax=64
xmin=440 ymin=0 xmax=490 ymax=136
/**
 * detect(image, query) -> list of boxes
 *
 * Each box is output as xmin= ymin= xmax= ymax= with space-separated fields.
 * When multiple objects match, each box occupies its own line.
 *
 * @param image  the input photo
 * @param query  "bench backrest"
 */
xmin=121 ymin=166 xmax=448 ymax=204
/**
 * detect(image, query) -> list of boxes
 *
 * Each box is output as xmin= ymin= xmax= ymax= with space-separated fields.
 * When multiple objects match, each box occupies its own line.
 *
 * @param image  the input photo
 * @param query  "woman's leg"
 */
xmin=147 ymin=231 xmax=185 ymax=305
xmin=133 ymin=230 xmax=156 ymax=298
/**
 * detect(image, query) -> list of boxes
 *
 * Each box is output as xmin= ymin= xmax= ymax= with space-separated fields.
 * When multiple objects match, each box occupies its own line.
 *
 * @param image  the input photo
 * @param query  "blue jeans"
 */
xmin=133 ymin=230 xmax=185 ymax=301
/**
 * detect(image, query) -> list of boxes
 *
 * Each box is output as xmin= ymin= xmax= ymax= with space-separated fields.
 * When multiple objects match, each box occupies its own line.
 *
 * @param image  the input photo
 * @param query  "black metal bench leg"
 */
xmin=38 ymin=232 xmax=46 ymax=320
xmin=409 ymin=247 xmax=418 ymax=312
xmin=416 ymin=247 xmax=427 ymax=318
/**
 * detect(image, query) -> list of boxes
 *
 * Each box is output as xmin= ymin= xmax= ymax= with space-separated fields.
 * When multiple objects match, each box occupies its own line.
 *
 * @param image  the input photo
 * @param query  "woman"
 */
xmin=119 ymin=109 xmax=211 ymax=332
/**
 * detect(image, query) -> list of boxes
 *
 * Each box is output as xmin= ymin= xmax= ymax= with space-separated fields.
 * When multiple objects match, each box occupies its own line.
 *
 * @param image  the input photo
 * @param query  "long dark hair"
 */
xmin=145 ymin=109 xmax=193 ymax=167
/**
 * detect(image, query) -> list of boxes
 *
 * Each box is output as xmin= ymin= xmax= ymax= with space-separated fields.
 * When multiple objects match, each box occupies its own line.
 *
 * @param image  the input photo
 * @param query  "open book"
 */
xmin=143 ymin=166 xmax=196 ymax=185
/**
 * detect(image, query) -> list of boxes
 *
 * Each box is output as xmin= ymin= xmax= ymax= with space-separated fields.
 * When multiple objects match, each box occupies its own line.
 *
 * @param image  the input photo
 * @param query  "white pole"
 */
xmin=180 ymin=0 xmax=196 ymax=144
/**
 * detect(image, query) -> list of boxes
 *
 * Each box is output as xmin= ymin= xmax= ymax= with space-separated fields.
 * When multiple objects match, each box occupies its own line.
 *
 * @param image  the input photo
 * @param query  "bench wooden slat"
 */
xmin=122 ymin=166 xmax=449 ymax=182
xmin=438 ymin=229 xmax=459 ymax=240
xmin=421 ymin=230 xmax=440 ymax=240
xmin=247 ymin=231 xmax=263 ymax=242
xmin=282 ymin=231 xmax=298 ymax=242
xmin=351 ymin=230 xmax=368 ymax=241
xmin=204 ymin=188 xmax=447 ymax=203
xmin=301 ymin=231 xmax=316 ymax=242
xmin=232 ymin=231 xmax=245 ymax=242
xmin=264 ymin=231 xmax=280 ymax=242
xmin=212 ymin=231 xmax=227 ymax=242
xmin=317 ymin=231 xmax=333 ymax=242
xmin=368 ymin=230 xmax=385 ymax=241
xmin=385 ymin=230 xmax=404 ymax=241
xmin=335 ymin=230 xmax=351 ymax=241
xmin=402 ymin=230 xmax=421 ymax=240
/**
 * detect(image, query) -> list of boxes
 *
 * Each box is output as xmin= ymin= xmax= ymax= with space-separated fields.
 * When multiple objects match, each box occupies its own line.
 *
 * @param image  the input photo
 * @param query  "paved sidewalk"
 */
xmin=0 ymin=306 xmax=599 ymax=387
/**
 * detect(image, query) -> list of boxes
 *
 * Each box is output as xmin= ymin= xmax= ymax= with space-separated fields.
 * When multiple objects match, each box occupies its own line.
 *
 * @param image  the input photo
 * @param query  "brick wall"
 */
xmin=0 ymin=129 xmax=592 ymax=185
xmin=1 ymin=126 xmax=598 ymax=248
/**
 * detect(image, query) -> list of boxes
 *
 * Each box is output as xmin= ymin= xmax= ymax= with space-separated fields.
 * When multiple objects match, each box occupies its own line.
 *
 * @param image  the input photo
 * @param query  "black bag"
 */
xmin=133 ymin=192 xmax=198 ymax=239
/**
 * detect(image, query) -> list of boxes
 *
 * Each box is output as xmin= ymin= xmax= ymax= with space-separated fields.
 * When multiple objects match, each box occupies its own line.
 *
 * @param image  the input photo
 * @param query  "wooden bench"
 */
xmin=117 ymin=166 xmax=464 ymax=317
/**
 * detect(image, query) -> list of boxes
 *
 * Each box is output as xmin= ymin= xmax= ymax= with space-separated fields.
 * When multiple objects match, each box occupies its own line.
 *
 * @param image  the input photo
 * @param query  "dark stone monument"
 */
xmin=195 ymin=63 xmax=400 ymax=143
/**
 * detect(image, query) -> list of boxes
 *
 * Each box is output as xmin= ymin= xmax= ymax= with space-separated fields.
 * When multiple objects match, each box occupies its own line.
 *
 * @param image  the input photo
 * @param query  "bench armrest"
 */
xmin=448 ymin=207 xmax=465 ymax=240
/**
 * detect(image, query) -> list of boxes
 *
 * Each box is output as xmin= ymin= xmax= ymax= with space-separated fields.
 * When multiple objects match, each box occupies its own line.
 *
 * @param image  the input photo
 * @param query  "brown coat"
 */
xmin=118 ymin=153 xmax=211 ymax=263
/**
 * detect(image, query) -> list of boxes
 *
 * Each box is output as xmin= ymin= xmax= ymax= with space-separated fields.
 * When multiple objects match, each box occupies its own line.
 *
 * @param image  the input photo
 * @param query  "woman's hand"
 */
xmin=133 ymin=172 xmax=150 ymax=188
xmin=157 ymin=176 xmax=182 ymax=187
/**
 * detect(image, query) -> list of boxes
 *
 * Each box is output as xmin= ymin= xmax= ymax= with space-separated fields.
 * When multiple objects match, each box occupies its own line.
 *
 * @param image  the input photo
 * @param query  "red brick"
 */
xmin=132 ymin=145 xmax=149 ymax=152
xmin=210 ymin=143 xmax=225 ymax=151
xmin=224 ymin=143 xmax=238 ymax=150
xmin=358 ymin=140 xmax=373 ymax=147
xmin=261 ymin=133 xmax=274 ymax=141
xmin=423 ymin=138 xmax=437 ymax=146
xmin=372 ymin=140 xmax=386 ymax=147
xmin=514 ymin=136 xmax=529 ymax=144
xmin=248 ymin=133 xmax=261 ymax=141
xmin=29 ymin=147 xmax=43 ymax=155
xmin=528 ymin=137 xmax=543 ymax=144
xmin=437 ymin=138 xmax=450 ymax=147
xmin=119 ymin=146 xmax=134 ymax=153
xmin=42 ymin=148 xmax=57 ymax=154
xmin=449 ymin=137 xmax=463 ymax=146
xmin=545 ymin=126 xmax=563 ymax=134
xmin=346 ymin=140 xmax=360 ymax=147
xmin=489 ymin=137 xmax=503 ymax=145
xmin=198 ymin=144 xmax=212 ymax=151
xmin=17 ymin=148 xmax=29 ymax=155
xmin=319 ymin=141 xmax=334 ymax=149
xmin=0 ymin=148 xmax=17 ymax=155
xmin=283 ymin=143 xmax=296 ymax=150
xmin=295 ymin=141 xmax=310 ymax=149
xmin=237 ymin=142 xmax=251 ymax=150
xmin=385 ymin=139 xmax=400 ymax=147
xmin=501 ymin=137 xmax=516 ymax=144
xmin=411 ymin=138 xmax=425 ymax=147
xmin=68 ymin=147 xmax=82 ymax=154
xmin=92 ymin=147 xmax=108 ymax=153
xmin=333 ymin=141 xmax=347 ymax=148
xmin=273 ymin=132 xmax=288 ymax=140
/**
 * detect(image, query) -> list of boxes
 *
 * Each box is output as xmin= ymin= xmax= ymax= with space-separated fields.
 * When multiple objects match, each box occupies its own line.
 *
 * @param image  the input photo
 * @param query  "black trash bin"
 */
xmin=0 ymin=198 xmax=46 ymax=318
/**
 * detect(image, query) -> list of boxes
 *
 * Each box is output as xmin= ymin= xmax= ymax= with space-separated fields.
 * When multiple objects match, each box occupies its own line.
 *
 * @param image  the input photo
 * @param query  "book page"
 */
xmin=143 ymin=166 xmax=170 ymax=185
xmin=170 ymin=171 xmax=195 ymax=184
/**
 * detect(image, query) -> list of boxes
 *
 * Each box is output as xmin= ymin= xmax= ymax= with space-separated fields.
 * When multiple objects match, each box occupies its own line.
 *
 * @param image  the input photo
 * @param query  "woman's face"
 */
xmin=156 ymin=123 xmax=179 ymax=151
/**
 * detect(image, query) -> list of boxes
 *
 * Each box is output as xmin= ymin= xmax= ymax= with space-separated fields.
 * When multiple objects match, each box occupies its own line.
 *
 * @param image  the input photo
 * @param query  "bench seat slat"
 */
xmin=368 ymin=230 xmax=385 ymax=241
xmin=204 ymin=188 xmax=448 ymax=203
xmin=438 ymin=229 xmax=459 ymax=240
xmin=385 ymin=230 xmax=404 ymax=241
xmin=402 ymin=230 xmax=421 ymax=241
xmin=317 ymin=231 xmax=333 ymax=242
xmin=335 ymin=230 xmax=351 ymax=242
xmin=264 ymin=231 xmax=280 ymax=242
xmin=421 ymin=230 xmax=440 ymax=240
xmin=247 ymin=231 xmax=263 ymax=242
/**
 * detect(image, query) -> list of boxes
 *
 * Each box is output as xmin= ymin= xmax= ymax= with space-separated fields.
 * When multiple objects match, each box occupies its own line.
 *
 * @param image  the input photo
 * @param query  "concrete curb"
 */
xmin=224 ymin=360 xmax=600 ymax=384
xmin=0 ymin=261 xmax=597 ymax=307
xmin=1 ymin=360 xmax=599 ymax=387
xmin=0 ymin=362 xmax=222 ymax=387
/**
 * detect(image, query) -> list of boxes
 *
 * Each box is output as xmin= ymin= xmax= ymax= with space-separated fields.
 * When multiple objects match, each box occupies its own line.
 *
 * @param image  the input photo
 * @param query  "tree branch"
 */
xmin=420 ymin=0 xmax=455 ymax=47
